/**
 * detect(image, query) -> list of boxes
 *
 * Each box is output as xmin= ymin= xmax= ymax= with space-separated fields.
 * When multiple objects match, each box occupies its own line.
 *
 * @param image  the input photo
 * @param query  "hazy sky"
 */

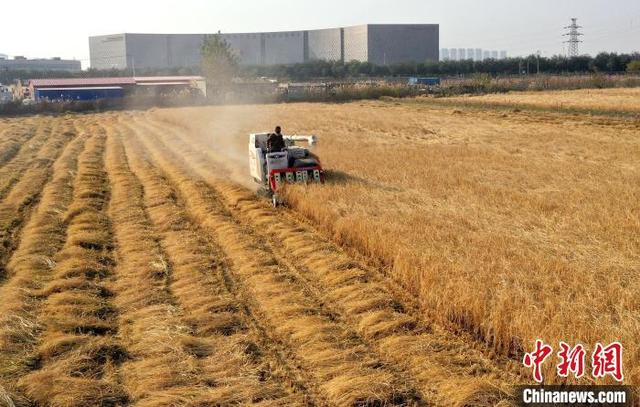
xmin=1 ymin=0 xmax=639 ymax=67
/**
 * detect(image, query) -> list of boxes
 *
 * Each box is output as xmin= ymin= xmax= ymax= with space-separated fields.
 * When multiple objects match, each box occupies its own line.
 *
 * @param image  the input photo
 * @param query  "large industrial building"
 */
xmin=89 ymin=24 xmax=439 ymax=70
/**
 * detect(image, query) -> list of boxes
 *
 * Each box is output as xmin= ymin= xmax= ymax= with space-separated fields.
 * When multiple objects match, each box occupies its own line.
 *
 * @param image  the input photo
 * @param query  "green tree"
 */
xmin=200 ymin=34 xmax=239 ymax=94
xmin=627 ymin=60 xmax=640 ymax=73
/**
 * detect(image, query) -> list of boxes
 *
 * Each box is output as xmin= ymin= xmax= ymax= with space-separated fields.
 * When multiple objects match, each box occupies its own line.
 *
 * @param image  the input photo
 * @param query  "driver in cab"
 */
xmin=267 ymin=126 xmax=286 ymax=153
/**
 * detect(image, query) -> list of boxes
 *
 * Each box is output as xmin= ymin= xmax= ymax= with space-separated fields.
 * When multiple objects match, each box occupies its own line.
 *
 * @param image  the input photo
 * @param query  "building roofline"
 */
xmin=29 ymin=76 xmax=205 ymax=88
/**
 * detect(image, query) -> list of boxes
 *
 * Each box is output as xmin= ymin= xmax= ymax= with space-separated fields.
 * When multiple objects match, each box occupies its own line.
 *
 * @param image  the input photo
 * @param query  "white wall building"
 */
xmin=90 ymin=24 xmax=440 ymax=70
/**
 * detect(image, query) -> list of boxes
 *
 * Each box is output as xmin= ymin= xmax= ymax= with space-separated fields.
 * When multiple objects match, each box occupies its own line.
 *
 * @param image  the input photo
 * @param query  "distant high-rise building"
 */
xmin=466 ymin=48 xmax=475 ymax=61
xmin=440 ymin=48 xmax=507 ymax=62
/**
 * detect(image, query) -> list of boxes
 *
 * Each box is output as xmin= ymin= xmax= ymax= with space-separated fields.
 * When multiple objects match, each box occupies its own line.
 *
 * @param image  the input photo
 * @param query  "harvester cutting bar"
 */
xmin=269 ymin=166 xmax=324 ymax=192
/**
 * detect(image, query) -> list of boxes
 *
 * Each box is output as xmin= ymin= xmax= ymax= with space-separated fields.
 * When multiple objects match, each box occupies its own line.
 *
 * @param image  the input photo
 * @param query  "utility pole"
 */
xmin=563 ymin=18 xmax=583 ymax=57
xmin=536 ymin=50 xmax=541 ymax=74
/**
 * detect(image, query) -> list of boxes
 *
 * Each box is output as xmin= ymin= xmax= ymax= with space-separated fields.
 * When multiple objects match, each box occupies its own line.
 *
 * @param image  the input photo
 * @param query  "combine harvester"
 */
xmin=249 ymin=132 xmax=324 ymax=207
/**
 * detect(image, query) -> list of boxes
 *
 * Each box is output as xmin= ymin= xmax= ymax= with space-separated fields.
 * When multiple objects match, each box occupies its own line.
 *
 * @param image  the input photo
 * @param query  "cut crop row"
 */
xmin=0 ymin=123 xmax=86 ymax=406
xmin=0 ymin=119 xmax=79 ymax=284
xmin=17 ymin=131 xmax=127 ymax=406
xmin=0 ymin=121 xmax=39 ymax=169
xmin=0 ymin=118 xmax=56 ymax=200
xmin=105 ymin=119 xmax=302 ymax=406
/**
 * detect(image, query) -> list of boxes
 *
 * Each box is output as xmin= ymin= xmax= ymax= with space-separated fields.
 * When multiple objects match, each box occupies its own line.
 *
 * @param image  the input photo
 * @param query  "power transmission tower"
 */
xmin=563 ymin=18 xmax=583 ymax=57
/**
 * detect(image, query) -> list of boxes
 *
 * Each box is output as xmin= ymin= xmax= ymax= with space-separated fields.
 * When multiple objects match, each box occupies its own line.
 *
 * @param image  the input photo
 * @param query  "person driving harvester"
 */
xmin=267 ymin=126 xmax=286 ymax=153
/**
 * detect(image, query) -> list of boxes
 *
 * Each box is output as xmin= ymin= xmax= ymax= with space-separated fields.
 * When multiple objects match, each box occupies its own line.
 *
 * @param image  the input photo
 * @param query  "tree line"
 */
xmin=2 ymin=51 xmax=639 ymax=86
xmin=243 ymin=52 xmax=640 ymax=80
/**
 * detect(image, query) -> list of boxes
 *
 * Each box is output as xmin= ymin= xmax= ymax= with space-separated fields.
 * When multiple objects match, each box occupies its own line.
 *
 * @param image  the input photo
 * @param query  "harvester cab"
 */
xmin=249 ymin=132 xmax=325 ymax=207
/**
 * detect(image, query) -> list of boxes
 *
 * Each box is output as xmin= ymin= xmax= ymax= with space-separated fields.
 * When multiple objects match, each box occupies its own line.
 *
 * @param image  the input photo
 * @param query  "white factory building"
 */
xmin=89 ymin=24 xmax=440 ymax=70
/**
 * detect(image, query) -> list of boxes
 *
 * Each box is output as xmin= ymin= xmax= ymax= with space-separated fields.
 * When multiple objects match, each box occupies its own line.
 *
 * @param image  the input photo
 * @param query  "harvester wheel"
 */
xmin=272 ymin=194 xmax=279 ymax=208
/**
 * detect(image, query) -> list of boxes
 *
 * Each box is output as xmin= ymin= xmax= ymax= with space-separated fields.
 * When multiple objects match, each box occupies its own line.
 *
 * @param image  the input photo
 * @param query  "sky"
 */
xmin=1 ymin=0 xmax=639 ymax=68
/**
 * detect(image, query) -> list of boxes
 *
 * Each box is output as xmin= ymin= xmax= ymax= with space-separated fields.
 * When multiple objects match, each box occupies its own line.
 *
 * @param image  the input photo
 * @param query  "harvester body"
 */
xmin=249 ymin=132 xmax=324 ymax=206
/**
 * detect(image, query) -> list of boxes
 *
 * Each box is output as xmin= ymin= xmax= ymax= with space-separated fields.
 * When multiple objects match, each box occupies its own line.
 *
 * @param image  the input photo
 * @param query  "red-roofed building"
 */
xmin=29 ymin=77 xmax=137 ymax=88
xmin=29 ymin=76 xmax=205 ymax=101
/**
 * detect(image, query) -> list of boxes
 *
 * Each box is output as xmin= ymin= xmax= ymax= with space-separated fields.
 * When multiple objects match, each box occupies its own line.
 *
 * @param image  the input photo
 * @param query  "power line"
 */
xmin=563 ymin=18 xmax=583 ymax=57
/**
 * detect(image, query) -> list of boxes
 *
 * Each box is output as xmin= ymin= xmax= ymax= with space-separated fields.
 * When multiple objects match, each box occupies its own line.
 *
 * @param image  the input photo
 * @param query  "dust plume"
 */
xmin=148 ymin=104 xmax=278 ymax=190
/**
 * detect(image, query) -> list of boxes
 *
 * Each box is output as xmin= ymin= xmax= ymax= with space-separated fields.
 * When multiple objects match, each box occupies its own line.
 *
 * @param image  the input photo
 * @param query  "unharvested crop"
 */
xmin=445 ymin=87 xmax=640 ymax=114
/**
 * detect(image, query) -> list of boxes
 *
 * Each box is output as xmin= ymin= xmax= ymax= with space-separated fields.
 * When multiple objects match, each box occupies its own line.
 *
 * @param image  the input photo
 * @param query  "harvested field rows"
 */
xmin=127 ymin=117 xmax=521 ymax=404
xmin=108 ymin=120 xmax=300 ymax=405
xmin=0 ymin=118 xmax=75 ymax=281
xmin=0 ymin=91 xmax=638 ymax=406
xmin=126 ymin=119 xmax=424 ymax=405
xmin=0 ymin=120 xmax=38 ymax=170
xmin=0 ymin=119 xmax=86 ymax=405
xmin=17 ymin=131 xmax=126 ymax=405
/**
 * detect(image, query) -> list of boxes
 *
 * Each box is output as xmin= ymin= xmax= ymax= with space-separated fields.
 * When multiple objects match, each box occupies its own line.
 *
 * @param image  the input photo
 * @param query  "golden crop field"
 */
xmin=0 ymin=89 xmax=638 ymax=406
xmin=445 ymin=87 xmax=640 ymax=114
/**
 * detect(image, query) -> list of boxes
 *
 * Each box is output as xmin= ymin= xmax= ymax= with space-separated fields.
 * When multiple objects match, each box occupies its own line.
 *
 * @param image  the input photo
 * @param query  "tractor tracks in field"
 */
xmin=135 ymin=115 xmax=526 ymax=406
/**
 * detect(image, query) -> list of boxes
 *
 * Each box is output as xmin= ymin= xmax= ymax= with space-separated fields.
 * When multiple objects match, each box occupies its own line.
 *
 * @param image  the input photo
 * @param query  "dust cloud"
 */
xmin=150 ymin=104 xmax=278 ymax=190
